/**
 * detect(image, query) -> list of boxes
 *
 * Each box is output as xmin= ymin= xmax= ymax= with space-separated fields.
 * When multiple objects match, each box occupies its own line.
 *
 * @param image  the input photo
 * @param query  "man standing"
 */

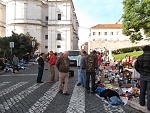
xmin=77 ymin=52 xmax=82 ymax=86
xmin=56 ymin=51 xmax=70 ymax=95
xmin=80 ymin=51 xmax=87 ymax=87
xmin=86 ymin=50 xmax=98 ymax=93
xmin=12 ymin=55 xmax=19 ymax=73
xmin=37 ymin=53 xmax=45 ymax=83
xmin=97 ymin=52 xmax=102 ymax=74
xmin=49 ymin=51 xmax=57 ymax=83
xmin=135 ymin=45 xmax=150 ymax=111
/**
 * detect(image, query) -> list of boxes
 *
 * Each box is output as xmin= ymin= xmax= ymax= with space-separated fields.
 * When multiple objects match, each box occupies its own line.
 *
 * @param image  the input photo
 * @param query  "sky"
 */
xmin=72 ymin=0 xmax=124 ymax=46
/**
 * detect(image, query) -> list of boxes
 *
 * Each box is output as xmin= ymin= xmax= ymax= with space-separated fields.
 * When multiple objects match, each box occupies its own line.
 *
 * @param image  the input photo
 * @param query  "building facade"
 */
xmin=0 ymin=0 xmax=6 ymax=37
xmin=89 ymin=24 xmax=129 ymax=41
xmin=0 ymin=0 xmax=79 ymax=53
xmin=88 ymin=24 xmax=149 ymax=53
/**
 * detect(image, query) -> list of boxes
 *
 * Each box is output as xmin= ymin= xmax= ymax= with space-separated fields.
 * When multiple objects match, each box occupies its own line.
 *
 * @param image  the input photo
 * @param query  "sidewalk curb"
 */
xmin=128 ymin=100 xmax=149 ymax=113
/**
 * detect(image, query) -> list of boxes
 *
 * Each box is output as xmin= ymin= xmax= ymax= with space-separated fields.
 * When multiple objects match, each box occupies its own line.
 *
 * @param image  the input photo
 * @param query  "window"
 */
xmin=104 ymin=32 xmax=107 ymax=35
xmin=93 ymin=32 xmax=96 ymax=35
xmin=98 ymin=32 xmax=101 ymax=35
xmin=45 ymin=46 xmax=48 ymax=49
xmin=110 ymin=32 xmax=113 ymax=35
xmin=45 ymin=16 xmax=48 ymax=21
xmin=57 ymin=45 xmax=61 ymax=48
xmin=117 ymin=31 xmax=120 ymax=35
xmin=58 ymin=14 xmax=61 ymax=20
xmin=68 ymin=50 xmax=80 ymax=56
xmin=45 ymin=35 xmax=48 ymax=39
xmin=57 ymin=34 xmax=61 ymax=40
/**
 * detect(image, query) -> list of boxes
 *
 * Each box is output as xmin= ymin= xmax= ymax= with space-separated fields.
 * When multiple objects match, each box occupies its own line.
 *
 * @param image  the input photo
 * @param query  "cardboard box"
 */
xmin=100 ymin=77 xmax=109 ymax=83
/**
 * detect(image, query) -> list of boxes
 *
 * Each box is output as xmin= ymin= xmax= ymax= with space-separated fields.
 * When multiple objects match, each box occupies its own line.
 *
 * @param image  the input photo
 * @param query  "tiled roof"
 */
xmin=91 ymin=24 xmax=122 ymax=29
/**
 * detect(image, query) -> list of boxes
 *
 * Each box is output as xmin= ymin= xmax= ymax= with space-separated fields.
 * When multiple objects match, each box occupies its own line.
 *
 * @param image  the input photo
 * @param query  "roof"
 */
xmin=91 ymin=24 xmax=122 ymax=29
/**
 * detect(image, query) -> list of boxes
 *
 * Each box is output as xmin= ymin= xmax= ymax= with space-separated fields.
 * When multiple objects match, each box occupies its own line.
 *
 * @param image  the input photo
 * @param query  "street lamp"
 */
xmin=10 ymin=42 xmax=14 ymax=56
xmin=32 ymin=39 xmax=35 ymax=58
xmin=10 ymin=42 xmax=14 ymax=65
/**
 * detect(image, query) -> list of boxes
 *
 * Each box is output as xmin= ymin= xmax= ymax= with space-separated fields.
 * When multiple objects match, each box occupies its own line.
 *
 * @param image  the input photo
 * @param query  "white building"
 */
xmin=89 ymin=24 xmax=129 ymax=41
xmin=0 ymin=0 xmax=79 ymax=53
xmin=0 ymin=0 xmax=6 ymax=37
xmin=88 ymin=24 xmax=150 ymax=53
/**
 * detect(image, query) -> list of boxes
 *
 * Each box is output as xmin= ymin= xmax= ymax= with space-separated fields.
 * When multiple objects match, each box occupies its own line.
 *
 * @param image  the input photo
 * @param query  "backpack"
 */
xmin=86 ymin=54 xmax=97 ymax=72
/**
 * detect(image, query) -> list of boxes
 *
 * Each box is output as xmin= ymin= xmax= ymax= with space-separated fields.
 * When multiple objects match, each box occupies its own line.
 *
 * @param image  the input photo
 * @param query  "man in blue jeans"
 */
xmin=37 ymin=53 xmax=45 ymax=83
xmin=80 ymin=51 xmax=87 ymax=87
xmin=135 ymin=45 xmax=150 ymax=111
xmin=77 ymin=53 xmax=82 ymax=86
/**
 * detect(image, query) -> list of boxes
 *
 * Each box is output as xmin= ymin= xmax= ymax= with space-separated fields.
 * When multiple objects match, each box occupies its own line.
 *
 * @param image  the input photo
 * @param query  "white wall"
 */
xmin=90 ymin=28 xmax=129 ymax=41
xmin=0 ymin=2 xmax=6 ymax=37
xmin=2 ymin=0 xmax=79 ymax=53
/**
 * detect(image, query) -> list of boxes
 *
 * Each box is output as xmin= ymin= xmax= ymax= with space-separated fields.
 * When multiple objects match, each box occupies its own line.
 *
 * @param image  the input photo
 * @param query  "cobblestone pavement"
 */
xmin=0 ymin=62 xmax=144 ymax=113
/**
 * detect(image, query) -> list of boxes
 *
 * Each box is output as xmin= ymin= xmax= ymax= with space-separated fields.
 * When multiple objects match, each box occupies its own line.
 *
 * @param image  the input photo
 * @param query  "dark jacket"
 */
xmin=37 ymin=57 xmax=44 ymax=67
xmin=135 ymin=51 xmax=150 ymax=75
xmin=86 ymin=53 xmax=98 ymax=72
xmin=56 ymin=57 xmax=70 ymax=73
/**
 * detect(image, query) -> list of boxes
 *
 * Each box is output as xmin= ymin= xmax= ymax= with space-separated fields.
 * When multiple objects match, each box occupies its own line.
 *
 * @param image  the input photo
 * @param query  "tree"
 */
xmin=122 ymin=0 xmax=150 ymax=43
xmin=0 ymin=32 xmax=39 ymax=59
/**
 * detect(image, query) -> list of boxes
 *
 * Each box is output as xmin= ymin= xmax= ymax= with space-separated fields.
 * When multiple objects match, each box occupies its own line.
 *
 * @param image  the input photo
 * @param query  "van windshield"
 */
xmin=68 ymin=51 xmax=80 ymax=56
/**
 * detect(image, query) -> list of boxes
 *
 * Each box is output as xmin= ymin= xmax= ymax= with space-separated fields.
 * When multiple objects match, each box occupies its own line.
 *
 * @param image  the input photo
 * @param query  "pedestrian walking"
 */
xmin=135 ymin=45 xmax=150 ymax=111
xmin=49 ymin=51 xmax=57 ymax=83
xmin=56 ymin=51 xmax=70 ymax=95
xmin=77 ymin=52 xmax=82 ymax=86
xmin=86 ymin=50 xmax=98 ymax=94
xmin=12 ymin=55 xmax=19 ymax=73
xmin=37 ymin=53 xmax=45 ymax=83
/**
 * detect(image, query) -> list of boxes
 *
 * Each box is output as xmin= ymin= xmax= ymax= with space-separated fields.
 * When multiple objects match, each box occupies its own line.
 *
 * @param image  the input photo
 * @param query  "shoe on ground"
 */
xmin=37 ymin=81 xmax=44 ymax=83
xmin=63 ymin=92 xmax=70 ymax=95
xmin=58 ymin=89 xmax=63 ymax=93
xmin=77 ymin=83 xmax=81 ymax=86
xmin=40 ymin=81 xmax=44 ymax=83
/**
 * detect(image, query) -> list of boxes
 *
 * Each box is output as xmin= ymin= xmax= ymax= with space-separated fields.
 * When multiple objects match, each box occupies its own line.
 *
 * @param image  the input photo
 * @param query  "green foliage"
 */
xmin=0 ymin=32 xmax=39 ymax=59
xmin=113 ymin=46 xmax=142 ymax=54
xmin=114 ymin=51 xmax=143 ymax=60
xmin=122 ymin=0 xmax=150 ymax=42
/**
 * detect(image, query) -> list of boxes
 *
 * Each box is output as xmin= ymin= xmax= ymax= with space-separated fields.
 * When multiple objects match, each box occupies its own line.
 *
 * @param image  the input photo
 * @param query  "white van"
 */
xmin=68 ymin=50 xmax=80 ymax=66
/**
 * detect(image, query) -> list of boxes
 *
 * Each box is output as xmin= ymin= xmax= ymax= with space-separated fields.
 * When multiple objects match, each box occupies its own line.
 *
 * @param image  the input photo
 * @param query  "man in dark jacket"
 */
xmin=86 ymin=50 xmax=98 ymax=93
xmin=37 ymin=53 xmax=45 ymax=83
xmin=135 ymin=45 xmax=150 ymax=111
xmin=56 ymin=51 xmax=70 ymax=95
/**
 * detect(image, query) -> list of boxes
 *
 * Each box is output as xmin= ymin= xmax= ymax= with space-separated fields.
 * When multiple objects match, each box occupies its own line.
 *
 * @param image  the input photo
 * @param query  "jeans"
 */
xmin=80 ymin=69 xmax=86 ymax=87
xmin=140 ymin=75 xmax=150 ymax=111
xmin=98 ymin=64 xmax=102 ymax=74
xmin=86 ymin=72 xmax=96 ymax=92
xmin=78 ymin=68 xmax=81 ymax=83
xmin=37 ymin=66 xmax=44 ymax=83
xmin=13 ymin=65 xmax=19 ymax=72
